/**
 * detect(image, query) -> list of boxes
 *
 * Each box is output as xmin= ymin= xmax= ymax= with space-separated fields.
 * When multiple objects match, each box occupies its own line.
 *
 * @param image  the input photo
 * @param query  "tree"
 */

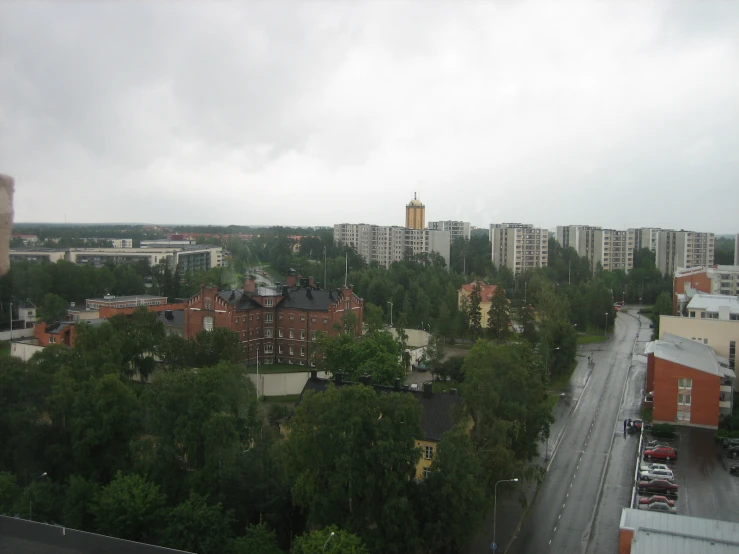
xmin=91 ymin=471 xmax=167 ymax=542
xmin=652 ymin=291 xmax=673 ymax=338
xmin=0 ymin=471 xmax=20 ymax=515
xmin=487 ymin=286 xmax=511 ymax=343
xmin=291 ymin=525 xmax=369 ymax=554
xmin=162 ymin=493 xmax=234 ymax=554
xmin=517 ymin=304 xmax=538 ymax=343
xmin=157 ymin=334 xmax=191 ymax=370
xmin=38 ymin=293 xmax=69 ymax=323
xmin=362 ymin=302 xmax=385 ymax=333
xmin=62 ymin=475 xmax=99 ymax=531
xmin=416 ymin=427 xmax=487 ymax=552
xmin=189 ymin=328 xmax=243 ymax=367
xmin=284 ymin=385 xmax=423 ymax=552
xmin=232 ymin=523 xmax=283 ymax=554
xmin=467 ymin=282 xmax=482 ymax=338
xmin=539 ymin=318 xmax=578 ymax=379
xmin=462 ymin=342 xmax=552 ymax=490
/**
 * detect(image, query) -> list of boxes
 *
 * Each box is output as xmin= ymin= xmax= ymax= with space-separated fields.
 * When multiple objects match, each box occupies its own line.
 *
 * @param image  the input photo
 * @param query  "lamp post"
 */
xmin=323 ymin=531 xmax=336 ymax=551
xmin=604 ymin=312 xmax=609 ymax=337
xmin=493 ymin=478 xmax=519 ymax=551
xmin=387 ymin=301 xmax=393 ymax=327
xmin=545 ymin=346 xmax=560 ymax=377
xmin=29 ymin=472 xmax=48 ymax=521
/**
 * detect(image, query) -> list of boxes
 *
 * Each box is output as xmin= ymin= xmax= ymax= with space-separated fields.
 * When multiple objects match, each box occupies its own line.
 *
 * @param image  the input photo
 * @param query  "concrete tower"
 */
xmin=405 ymin=193 xmax=425 ymax=230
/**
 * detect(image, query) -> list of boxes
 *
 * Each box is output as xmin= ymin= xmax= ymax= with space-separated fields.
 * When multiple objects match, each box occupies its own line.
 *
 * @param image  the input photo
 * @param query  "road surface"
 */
xmin=509 ymin=311 xmax=640 ymax=554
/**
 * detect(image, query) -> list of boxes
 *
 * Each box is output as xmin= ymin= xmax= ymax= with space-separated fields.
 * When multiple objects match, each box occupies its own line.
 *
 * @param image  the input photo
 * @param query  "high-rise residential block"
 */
xmin=555 ymin=225 xmax=582 ymax=250
xmin=656 ymin=230 xmax=714 ymax=276
xmin=334 ymin=223 xmax=450 ymax=268
xmin=556 ymin=225 xmax=633 ymax=273
xmin=428 ymin=220 xmax=471 ymax=242
xmin=628 ymin=227 xmax=661 ymax=258
xmin=489 ymin=223 xmax=548 ymax=273
xmin=405 ymin=194 xmax=425 ymax=230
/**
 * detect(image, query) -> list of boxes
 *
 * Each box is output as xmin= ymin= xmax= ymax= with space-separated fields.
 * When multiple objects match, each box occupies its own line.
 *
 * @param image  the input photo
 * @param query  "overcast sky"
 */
xmin=1 ymin=2 xmax=738 ymax=233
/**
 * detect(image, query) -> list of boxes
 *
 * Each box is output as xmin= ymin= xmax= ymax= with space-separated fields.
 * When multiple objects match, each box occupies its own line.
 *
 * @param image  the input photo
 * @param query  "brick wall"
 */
xmin=673 ymin=270 xmax=712 ymax=314
xmin=652 ymin=357 xmax=720 ymax=428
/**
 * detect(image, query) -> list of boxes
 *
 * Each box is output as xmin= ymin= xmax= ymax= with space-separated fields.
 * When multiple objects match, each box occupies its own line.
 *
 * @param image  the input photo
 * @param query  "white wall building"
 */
xmin=427 ymin=220 xmax=471 ymax=241
xmin=490 ymin=223 xmax=548 ymax=273
xmin=334 ymin=223 xmax=450 ymax=268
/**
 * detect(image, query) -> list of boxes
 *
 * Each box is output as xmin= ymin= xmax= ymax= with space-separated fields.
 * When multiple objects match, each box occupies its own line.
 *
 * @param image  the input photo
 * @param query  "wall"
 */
xmin=673 ymin=270 xmax=712 ymax=314
xmin=652 ymin=358 xmax=720 ymax=428
xmin=250 ymin=370 xmax=329 ymax=397
xmin=10 ymin=341 xmax=45 ymax=361
xmin=660 ymin=316 xmax=739 ymax=361
xmin=414 ymin=439 xmax=436 ymax=479
xmin=98 ymin=302 xmax=186 ymax=319
xmin=618 ymin=528 xmax=634 ymax=554
xmin=0 ymin=328 xmax=35 ymax=341
xmin=388 ymin=328 xmax=430 ymax=349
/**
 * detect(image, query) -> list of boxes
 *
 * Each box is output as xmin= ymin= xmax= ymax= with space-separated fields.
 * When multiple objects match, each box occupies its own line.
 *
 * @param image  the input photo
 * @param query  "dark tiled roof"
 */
xmin=300 ymin=377 xmax=463 ymax=442
xmin=281 ymin=289 xmax=339 ymax=312
xmin=157 ymin=309 xmax=184 ymax=329
xmin=0 ymin=515 xmax=193 ymax=554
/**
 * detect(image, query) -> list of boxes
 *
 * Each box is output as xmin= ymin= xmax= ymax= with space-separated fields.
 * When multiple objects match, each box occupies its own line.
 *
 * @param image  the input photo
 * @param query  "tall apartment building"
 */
xmin=628 ymin=227 xmax=661 ymax=257
xmin=428 ymin=220 xmax=471 ymax=241
xmin=489 ymin=223 xmax=548 ymax=273
xmin=556 ymin=225 xmax=633 ymax=273
xmin=656 ymin=230 xmax=714 ymax=276
xmin=405 ymin=194 xmax=425 ymax=230
xmin=333 ymin=223 xmax=450 ymax=268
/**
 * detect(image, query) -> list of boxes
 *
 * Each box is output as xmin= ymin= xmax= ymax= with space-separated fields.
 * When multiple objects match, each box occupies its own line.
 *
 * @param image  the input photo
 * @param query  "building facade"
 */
xmin=405 ymin=194 xmax=425 ymax=230
xmin=489 ymin=223 xmax=548 ymax=273
xmin=628 ymin=227 xmax=661 ymax=257
xmin=556 ymin=225 xmax=633 ymax=273
xmin=645 ymin=333 xmax=734 ymax=428
xmin=457 ymin=281 xmax=499 ymax=329
xmin=333 ymin=223 xmax=450 ymax=268
xmin=673 ymin=265 xmax=739 ymax=314
xmin=184 ymin=274 xmax=364 ymax=367
xmin=656 ymin=230 xmax=714 ymax=276
xmin=428 ymin=220 xmax=471 ymax=241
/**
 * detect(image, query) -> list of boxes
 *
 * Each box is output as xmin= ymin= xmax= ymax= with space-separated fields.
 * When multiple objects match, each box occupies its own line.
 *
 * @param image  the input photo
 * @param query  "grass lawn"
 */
xmin=0 ymin=342 xmax=10 ymax=357
xmin=640 ymin=406 xmax=653 ymax=423
xmin=577 ymin=334 xmax=609 ymax=345
xmin=246 ymin=363 xmax=313 ymax=374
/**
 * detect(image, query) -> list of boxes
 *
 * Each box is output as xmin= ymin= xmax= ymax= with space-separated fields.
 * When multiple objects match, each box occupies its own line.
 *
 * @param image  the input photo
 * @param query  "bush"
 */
xmin=650 ymin=423 xmax=676 ymax=439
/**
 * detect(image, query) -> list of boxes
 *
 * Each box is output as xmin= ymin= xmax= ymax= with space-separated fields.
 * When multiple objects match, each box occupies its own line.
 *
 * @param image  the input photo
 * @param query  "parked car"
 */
xmin=727 ymin=446 xmax=739 ymax=459
xmin=640 ymin=462 xmax=670 ymax=472
xmin=722 ymin=438 xmax=739 ymax=449
xmin=730 ymin=464 xmax=739 ymax=475
xmin=644 ymin=446 xmax=677 ymax=461
xmin=640 ymin=501 xmax=676 ymax=514
xmin=638 ymin=495 xmax=675 ymax=507
xmin=638 ymin=479 xmax=679 ymax=496
xmin=639 ymin=468 xmax=674 ymax=481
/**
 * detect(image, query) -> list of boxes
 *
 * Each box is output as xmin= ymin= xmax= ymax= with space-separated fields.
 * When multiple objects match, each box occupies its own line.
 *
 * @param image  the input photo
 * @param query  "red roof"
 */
xmin=460 ymin=281 xmax=498 ymax=302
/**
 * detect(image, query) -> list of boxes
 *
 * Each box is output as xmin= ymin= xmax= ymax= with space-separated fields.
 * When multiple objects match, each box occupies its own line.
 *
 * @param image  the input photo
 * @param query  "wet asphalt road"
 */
xmin=510 ymin=311 xmax=641 ymax=554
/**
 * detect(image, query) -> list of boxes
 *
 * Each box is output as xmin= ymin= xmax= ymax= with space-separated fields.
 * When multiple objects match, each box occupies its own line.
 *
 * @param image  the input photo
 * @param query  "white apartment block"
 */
xmin=333 ymin=223 xmax=451 ymax=268
xmin=656 ymin=230 xmax=714 ymax=276
xmin=428 ymin=220 xmax=471 ymax=242
xmin=556 ymin=225 xmax=633 ymax=273
xmin=489 ymin=223 xmax=548 ymax=273
xmin=628 ymin=228 xmax=661 ymax=257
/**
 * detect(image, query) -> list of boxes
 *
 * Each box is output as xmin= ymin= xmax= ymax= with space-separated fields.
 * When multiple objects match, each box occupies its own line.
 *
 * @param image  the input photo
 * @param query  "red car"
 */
xmin=638 ymin=495 xmax=675 ymax=507
xmin=637 ymin=479 xmax=679 ymax=496
xmin=644 ymin=446 xmax=677 ymax=461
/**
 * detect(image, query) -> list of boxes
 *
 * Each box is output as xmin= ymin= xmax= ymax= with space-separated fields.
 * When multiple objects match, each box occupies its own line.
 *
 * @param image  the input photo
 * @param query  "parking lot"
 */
xmin=633 ymin=426 xmax=739 ymax=522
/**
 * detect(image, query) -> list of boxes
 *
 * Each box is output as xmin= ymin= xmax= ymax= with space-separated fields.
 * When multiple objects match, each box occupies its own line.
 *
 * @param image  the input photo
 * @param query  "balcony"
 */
xmin=720 ymin=400 xmax=732 ymax=411
xmin=721 ymin=385 xmax=733 ymax=394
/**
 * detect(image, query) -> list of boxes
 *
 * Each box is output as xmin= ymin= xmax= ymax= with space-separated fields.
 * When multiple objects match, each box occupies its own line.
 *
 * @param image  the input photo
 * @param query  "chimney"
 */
xmin=360 ymin=374 xmax=371 ymax=386
xmin=394 ymin=378 xmax=401 ymax=390
xmin=310 ymin=369 xmax=318 ymax=381
xmin=300 ymin=277 xmax=309 ymax=288
xmin=285 ymin=271 xmax=298 ymax=288
xmin=308 ymin=276 xmax=316 ymax=289
xmin=244 ymin=275 xmax=257 ymax=293
xmin=422 ymin=382 xmax=433 ymax=398
xmin=334 ymin=371 xmax=344 ymax=386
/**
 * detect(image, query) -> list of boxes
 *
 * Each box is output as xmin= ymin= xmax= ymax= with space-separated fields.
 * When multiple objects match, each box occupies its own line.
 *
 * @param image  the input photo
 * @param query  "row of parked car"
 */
xmin=636 ymin=439 xmax=679 ymax=514
xmin=720 ymin=438 xmax=739 ymax=475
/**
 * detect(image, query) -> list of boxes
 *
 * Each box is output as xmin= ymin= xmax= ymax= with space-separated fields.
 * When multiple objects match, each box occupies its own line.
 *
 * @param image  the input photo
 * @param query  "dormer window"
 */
xmin=265 ymin=298 xmax=274 ymax=307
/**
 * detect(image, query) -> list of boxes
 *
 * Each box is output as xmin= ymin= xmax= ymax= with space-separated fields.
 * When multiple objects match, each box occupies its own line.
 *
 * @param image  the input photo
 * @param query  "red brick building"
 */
xmin=645 ymin=333 xmax=734 ymax=429
xmin=184 ymin=272 xmax=364 ymax=366
xmin=673 ymin=266 xmax=713 ymax=315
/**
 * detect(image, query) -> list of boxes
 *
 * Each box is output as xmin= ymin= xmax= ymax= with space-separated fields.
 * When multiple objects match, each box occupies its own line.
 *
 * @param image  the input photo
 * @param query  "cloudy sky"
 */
xmin=1 ymin=2 xmax=738 ymax=232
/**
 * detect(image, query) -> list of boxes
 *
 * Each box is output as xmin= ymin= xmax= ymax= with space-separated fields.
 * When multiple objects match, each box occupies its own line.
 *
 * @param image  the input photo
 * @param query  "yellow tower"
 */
xmin=405 ymin=193 xmax=425 ymax=229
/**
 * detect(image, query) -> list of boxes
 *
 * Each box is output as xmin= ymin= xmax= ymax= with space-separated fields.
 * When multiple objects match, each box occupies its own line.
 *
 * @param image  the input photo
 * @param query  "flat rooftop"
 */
xmin=687 ymin=294 xmax=739 ymax=315
xmin=645 ymin=333 xmax=733 ymax=379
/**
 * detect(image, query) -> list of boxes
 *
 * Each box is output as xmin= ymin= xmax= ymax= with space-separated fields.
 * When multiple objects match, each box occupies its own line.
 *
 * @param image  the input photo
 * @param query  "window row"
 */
xmin=233 ymin=314 xmax=329 ymax=325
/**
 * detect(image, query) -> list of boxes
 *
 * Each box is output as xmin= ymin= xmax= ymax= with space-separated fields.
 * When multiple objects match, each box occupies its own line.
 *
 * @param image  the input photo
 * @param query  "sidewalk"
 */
xmin=465 ymin=353 xmax=593 ymax=554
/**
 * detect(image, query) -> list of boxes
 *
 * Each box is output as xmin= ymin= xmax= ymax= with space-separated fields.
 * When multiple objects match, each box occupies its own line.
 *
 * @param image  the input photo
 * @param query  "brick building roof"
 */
xmin=459 ymin=281 xmax=498 ymax=302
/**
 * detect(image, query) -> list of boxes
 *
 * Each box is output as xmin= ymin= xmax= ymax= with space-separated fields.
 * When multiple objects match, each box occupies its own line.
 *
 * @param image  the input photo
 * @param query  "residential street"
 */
xmin=507 ymin=310 xmax=641 ymax=554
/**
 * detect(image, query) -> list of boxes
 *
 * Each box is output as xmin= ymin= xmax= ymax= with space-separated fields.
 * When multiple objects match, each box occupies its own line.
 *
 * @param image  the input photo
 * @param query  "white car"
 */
xmin=640 ymin=468 xmax=675 ymax=481
xmin=640 ymin=462 xmax=670 ymax=472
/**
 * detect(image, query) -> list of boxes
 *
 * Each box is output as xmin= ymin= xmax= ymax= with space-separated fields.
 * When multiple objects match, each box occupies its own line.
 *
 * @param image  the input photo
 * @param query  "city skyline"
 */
xmin=2 ymin=2 xmax=738 ymax=232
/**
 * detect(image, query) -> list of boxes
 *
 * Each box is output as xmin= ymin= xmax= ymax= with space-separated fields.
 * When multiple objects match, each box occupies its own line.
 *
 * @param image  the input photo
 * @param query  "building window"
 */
xmin=264 ymin=344 xmax=273 ymax=354
xmin=48 ymin=336 xmax=56 ymax=344
xmin=678 ymin=378 xmax=692 ymax=389
xmin=300 ymin=330 xmax=305 ymax=340
xmin=242 ymin=331 xmax=245 ymax=338
xmin=256 ymin=315 xmax=260 ymax=320
xmin=300 ymin=347 xmax=305 ymax=357
xmin=289 ymin=346 xmax=294 ymax=355
xmin=265 ymin=313 xmax=273 ymax=323
xmin=689 ymin=311 xmax=695 ymax=318
xmin=311 ymin=316 xmax=317 ymax=323
xmin=311 ymin=331 xmax=317 ymax=341
xmin=278 ymin=328 xmax=284 ymax=338
xmin=424 ymin=445 xmax=434 ymax=460
xmin=730 ymin=341 xmax=736 ymax=370
xmin=249 ymin=330 xmax=253 ymax=337
xmin=289 ymin=329 xmax=294 ymax=339
xmin=279 ymin=313 xmax=283 ymax=319
xmin=265 ymin=298 xmax=274 ymax=307
xmin=423 ymin=468 xmax=431 ymax=479
xmin=265 ymin=329 xmax=273 ymax=338
xmin=290 ymin=314 xmax=295 ymax=320
xmin=203 ymin=316 xmax=213 ymax=331
xmin=701 ymin=312 xmax=706 ymax=318
xmin=323 ymin=317 xmax=328 ymax=324
xmin=678 ymin=393 xmax=691 ymax=405
xmin=242 ymin=316 xmax=246 ymax=323
xmin=301 ymin=315 xmax=306 ymax=321
xmin=677 ymin=411 xmax=691 ymax=422
xmin=234 ymin=318 xmax=239 ymax=325
xmin=249 ymin=315 xmax=253 ymax=321
xmin=204 ymin=298 xmax=212 ymax=310
xmin=278 ymin=344 xmax=283 ymax=354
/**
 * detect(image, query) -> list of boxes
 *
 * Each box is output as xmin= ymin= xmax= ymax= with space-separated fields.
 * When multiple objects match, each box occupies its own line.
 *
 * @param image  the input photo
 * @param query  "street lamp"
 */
xmin=323 ymin=531 xmax=336 ymax=551
xmin=387 ymin=301 xmax=393 ymax=327
xmin=493 ymin=478 xmax=519 ymax=552
xmin=29 ymin=472 xmax=48 ymax=521
xmin=604 ymin=312 xmax=609 ymax=337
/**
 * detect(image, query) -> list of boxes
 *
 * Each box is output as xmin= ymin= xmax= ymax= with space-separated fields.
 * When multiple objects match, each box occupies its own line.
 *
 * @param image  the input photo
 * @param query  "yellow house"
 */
xmin=458 ymin=281 xmax=499 ymax=329
xmin=298 ymin=372 xmax=463 ymax=480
